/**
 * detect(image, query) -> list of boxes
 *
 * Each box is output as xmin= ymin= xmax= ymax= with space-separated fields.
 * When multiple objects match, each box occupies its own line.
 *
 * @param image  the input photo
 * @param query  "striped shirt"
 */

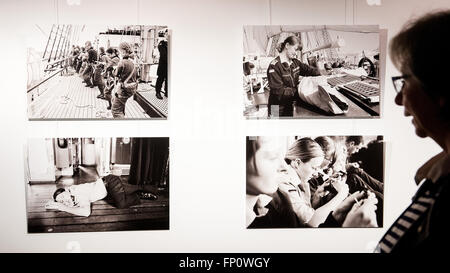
xmin=377 ymin=152 xmax=450 ymax=253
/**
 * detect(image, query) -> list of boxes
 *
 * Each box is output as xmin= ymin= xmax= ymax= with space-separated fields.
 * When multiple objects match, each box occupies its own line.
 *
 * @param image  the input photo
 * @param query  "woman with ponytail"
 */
xmin=267 ymin=36 xmax=321 ymax=117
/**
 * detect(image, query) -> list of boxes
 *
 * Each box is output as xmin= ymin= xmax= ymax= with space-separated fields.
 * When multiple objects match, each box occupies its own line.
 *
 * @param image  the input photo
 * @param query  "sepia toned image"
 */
xmin=25 ymin=137 xmax=169 ymax=233
xmin=243 ymin=25 xmax=382 ymax=119
xmin=246 ymin=136 xmax=384 ymax=228
xmin=27 ymin=25 xmax=169 ymax=120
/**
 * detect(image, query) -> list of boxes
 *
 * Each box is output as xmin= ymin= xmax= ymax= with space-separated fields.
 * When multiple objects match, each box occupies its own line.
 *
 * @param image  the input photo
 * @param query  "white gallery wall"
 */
xmin=0 ymin=0 xmax=449 ymax=252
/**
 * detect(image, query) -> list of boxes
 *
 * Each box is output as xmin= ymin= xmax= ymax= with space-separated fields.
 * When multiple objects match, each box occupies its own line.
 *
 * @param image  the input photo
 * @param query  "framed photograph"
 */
xmin=27 ymin=25 xmax=169 ymax=120
xmin=25 ymin=137 xmax=169 ymax=233
xmin=246 ymin=135 xmax=384 ymax=228
xmin=243 ymin=25 xmax=383 ymax=119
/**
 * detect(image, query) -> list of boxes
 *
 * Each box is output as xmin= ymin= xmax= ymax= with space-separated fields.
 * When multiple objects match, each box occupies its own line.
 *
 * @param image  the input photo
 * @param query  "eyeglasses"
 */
xmin=392 ymin=75 xmax=410 ymax=94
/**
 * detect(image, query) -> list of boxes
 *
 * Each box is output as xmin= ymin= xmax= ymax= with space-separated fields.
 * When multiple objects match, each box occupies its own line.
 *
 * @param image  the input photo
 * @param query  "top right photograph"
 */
xmin=243 ymin=25 xmax=382 ymax=119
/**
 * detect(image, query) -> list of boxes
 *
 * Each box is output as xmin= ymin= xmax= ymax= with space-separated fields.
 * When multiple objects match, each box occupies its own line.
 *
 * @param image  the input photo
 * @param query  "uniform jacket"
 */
xmin=157 ymin=40 xmax=168 ymax=76
xmin=267 ymin=56 xmax=320 ymax=102
xmin=248 ymin=189 xmax=301 ymax=229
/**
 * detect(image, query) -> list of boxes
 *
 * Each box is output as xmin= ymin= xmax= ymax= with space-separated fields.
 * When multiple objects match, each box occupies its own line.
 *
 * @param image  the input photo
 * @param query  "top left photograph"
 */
xmin=27 ymin=25 xmax=169 ymax=120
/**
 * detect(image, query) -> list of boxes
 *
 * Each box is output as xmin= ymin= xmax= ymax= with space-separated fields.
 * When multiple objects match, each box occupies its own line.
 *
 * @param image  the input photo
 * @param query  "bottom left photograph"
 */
xmin=24 ymin=137 xmax=169 ymax=233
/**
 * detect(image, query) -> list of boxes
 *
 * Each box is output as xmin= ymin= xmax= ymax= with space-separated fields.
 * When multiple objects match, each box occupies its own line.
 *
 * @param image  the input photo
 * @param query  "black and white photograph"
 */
xmin=25 ymin=137 xmax=169 ymax=233
xmin=243 ymin=25 xmax=382 ymax=119
xmin=27 ymin=25 xmax=169 ymax=120
xmin=246 ymin=135 xmax=384 ymax=228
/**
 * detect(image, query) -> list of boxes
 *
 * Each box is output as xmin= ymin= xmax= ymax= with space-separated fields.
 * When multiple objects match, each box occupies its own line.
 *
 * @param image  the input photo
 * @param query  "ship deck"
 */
xmin=28 ymin=74 xmax=168 ymax=120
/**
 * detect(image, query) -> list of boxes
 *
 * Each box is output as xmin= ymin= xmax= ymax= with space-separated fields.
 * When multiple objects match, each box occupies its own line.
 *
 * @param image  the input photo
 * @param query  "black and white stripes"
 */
xmin=377 ymin=186 xmax=437 ymax=253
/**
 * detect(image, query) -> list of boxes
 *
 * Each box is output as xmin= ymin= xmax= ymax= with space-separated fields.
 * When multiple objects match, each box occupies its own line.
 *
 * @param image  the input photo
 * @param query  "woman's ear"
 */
xmin=291 ymin=159 xmax=299 ymax=169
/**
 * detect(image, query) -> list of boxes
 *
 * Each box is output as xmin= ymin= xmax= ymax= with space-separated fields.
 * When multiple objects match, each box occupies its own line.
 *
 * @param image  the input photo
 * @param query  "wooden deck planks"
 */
xmin=28 ymin=206 xmax=168 ymax=219
xmin=27 ymin=199 xmax=169 ymax=211
xmin=29 ymin=75 xmax=150 ymax=119
xmin=26 ymin=184 xmax=169 ymax=233
xmin=29 ymin=219 xmax=169 ymax=233
xmin=126 ymin=97 xmax=138 ymax=118
xmin=28 ymin=211 xmax=169 ymax=226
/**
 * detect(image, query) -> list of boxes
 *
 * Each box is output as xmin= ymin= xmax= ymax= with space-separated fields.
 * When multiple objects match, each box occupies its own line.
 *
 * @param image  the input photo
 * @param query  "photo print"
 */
xmin=246 ymin=135 xmax=384 ymax=228
xmin=27 ymin=25 xmax=169 ymax=120
xmin=25 ymin=137 xmax=169 ymax=233
xmin=243 ymin=25 xmax=382 ymax=119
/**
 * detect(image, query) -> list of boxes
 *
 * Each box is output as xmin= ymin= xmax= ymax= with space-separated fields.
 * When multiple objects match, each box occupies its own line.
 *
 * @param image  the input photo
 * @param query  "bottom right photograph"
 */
xmin=246 ymin=135 xmax=384 ymax=229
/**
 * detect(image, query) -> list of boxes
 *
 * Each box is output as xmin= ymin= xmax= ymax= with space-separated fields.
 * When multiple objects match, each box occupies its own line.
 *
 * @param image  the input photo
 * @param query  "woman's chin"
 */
xmin=414 ymin=126 xmax=428 ymax=138
xmin=411 ymin=118 xmax=428 ymax=138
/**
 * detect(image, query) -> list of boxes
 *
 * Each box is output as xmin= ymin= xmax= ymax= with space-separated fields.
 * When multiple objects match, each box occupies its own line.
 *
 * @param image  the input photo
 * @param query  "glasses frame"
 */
xmin=392 ymin=75 xmax=410 ymax=94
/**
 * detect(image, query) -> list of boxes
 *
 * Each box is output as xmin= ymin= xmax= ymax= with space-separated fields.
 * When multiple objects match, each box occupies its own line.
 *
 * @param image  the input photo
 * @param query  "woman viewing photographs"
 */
xmin=376 ymin=10 xmax=450 ymax=253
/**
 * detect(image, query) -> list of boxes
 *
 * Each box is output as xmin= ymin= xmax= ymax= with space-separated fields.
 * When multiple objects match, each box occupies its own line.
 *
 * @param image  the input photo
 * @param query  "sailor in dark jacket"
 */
xmin=155 ymin=37 xmax=168 ymax=100
xmin=82 ymin=41 xmax=98 ymax=87
xmin=267 ymin=36 xmax=320 ymax=117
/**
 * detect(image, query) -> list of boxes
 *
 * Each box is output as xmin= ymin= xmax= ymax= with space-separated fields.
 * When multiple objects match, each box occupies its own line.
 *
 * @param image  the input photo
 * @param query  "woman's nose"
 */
xmin=394 ymin=89 xmax=403 ymax=106
xmin=278 ymin=158 xmax=288 ymax=171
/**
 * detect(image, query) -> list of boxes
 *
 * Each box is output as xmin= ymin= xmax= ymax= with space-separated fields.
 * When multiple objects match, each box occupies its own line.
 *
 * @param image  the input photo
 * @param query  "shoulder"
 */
xmin=269 ymin=57 xmax=280 ymax=67
xmin=267 ymin=57 xmax=280 ymax=74
xmin=76 ymin=194 xmax=91 ymax=205
xmin=425 ymin=175 xmax=450 ymax=244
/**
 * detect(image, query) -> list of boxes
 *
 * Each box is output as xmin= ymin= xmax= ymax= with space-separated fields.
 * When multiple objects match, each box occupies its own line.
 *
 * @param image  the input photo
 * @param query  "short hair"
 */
xmin=285 ymin=137 xmax=324 ymax=165
xmin=345 ymin=136 xmax=363 ymax=146
xmin=119 ymin=42 xmax=133 ymax=55
xmin=106 ymin=47 xmax=115 ymax=54
xmin=53 ymin=188 xmax=66 ymax=201
xmin=279 ymin=36 xmax=300 ymax=52
xmin=99 ymin=47 xmax=105 ymax=54
xmin=390 ymin=10 xmax=450 ymax=101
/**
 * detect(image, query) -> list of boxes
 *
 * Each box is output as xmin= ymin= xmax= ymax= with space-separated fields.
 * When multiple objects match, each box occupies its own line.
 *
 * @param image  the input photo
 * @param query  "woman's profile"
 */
xmin=377 ymin=10 xmax=450 ymax=253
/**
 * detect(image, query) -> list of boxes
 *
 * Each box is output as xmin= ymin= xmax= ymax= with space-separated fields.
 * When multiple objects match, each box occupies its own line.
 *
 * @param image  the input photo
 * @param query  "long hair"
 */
xmin=285 ymin=137 xmax=323 ymax=165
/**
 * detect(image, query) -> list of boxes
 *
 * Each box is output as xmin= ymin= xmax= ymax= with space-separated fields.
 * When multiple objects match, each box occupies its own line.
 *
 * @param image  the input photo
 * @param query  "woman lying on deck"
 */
xmin=45 ymin=174 xmax=159 ymax=217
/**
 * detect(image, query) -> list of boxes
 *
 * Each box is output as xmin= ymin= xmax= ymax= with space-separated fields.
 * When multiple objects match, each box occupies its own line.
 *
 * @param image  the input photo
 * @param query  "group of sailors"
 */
xmin=246 ymin=135 xmax=384 ymax=228
xmin=68 ymin=38 xmax=168 ymax=118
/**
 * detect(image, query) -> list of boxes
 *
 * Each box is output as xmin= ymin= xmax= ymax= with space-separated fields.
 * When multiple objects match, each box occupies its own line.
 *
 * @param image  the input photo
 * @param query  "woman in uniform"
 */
xmin=267 ymin=36 xmax=321 ymax=117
